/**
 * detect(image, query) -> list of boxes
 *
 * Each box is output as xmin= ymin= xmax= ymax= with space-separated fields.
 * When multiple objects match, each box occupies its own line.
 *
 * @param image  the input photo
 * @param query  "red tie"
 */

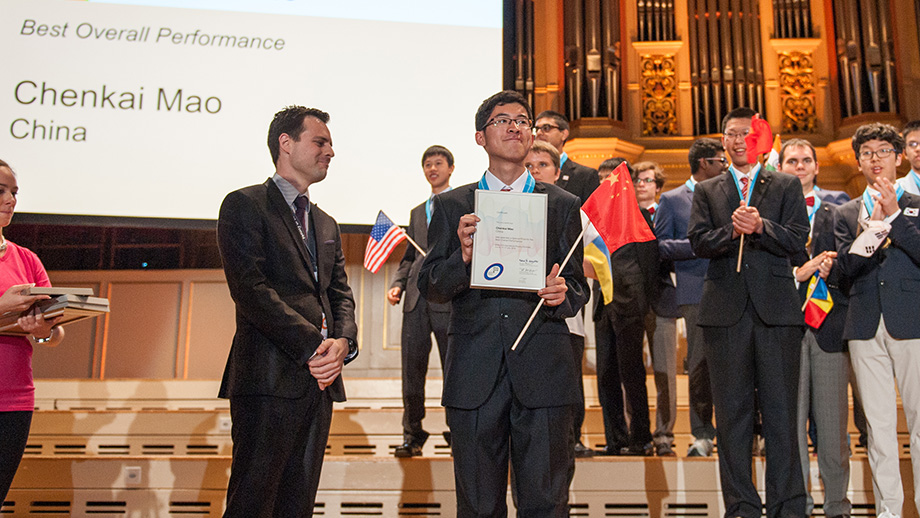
xmin=647 ymin=206 xmax=655 ymax=215
xmin=805 ymin=196 xmax=815 ymax=207
xmin=739 ymin=176 xmax=749 ymax=200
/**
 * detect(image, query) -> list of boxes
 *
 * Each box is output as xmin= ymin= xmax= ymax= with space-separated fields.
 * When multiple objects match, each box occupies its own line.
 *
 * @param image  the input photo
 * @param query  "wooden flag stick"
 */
xmin=511 ymin=221 xmax=590 ymax=352
xmin=404 ymin=234 xmax=426 ymax=257
xmin=736 ymin=234 xmax=745 ymax=272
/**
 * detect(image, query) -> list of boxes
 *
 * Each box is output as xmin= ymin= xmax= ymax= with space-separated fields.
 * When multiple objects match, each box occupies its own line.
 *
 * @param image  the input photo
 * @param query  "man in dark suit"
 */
xmin=687 ymin=107 xmax=809 ymax=518
xmin=388 ymin=145 xmax=453 ymax=457
xmin=420 ymin=91 xmax=588 ymax=517
xmin=534 ymin=110 xmax=600 ymax=204
xmin=217 ymin=106 xmax=359 ymax=518
xmin=591 ymin=159 xmax=659 ymax=456
xmin=780 ymin=138 xmax=851 ymax=518
xmin=835 ymin=123 xmax=920 ymax=518
xmin=655 ymin=138 xmax=726 ymax=457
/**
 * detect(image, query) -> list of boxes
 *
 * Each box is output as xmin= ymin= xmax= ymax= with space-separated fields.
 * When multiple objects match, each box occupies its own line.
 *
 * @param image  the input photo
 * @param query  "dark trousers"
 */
xmin=703 ymin=302 xmax=805 ymax=518
xmin=401 ymin=301 xmax=449 ymax=445
xmin=0 ymin=411 xmax=32 ymax=504
xmin=570 ymin=334 xmax=586 ymax=439
xmin=224 ymin=391 xmax=333 ymax=518
xmin=608 ymin=305 xmax=653 ymax=448
xmin=681 ymin=304 xmax=715 ymax=440
xmin=594 ymin=305 xmax=629 ymax=450
xmin=447 ymin=365 xmax=574 ymax=518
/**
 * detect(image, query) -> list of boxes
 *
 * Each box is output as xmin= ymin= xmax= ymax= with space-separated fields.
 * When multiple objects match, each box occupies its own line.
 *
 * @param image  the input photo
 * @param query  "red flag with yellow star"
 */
xmin=581 ymin=162 xmax=655 ymax=253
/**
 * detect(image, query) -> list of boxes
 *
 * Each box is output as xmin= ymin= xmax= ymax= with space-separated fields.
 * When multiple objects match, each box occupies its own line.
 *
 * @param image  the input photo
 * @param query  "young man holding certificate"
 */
xmin=419 ymin=90 xmax=588 ymax=517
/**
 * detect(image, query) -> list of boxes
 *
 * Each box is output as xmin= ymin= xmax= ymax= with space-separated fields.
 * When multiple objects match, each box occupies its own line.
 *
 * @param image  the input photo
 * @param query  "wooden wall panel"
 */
xmin=185 ymin=281 xmax=235 ymax=380
xmin=103 ymin=282 xmax=182 ymax=378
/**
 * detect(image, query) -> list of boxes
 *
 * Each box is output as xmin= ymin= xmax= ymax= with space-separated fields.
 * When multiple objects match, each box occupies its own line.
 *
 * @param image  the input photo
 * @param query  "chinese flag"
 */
xmin=745 ymin=114 xmax=774 ymax=165
xmin=581 ymin=162 xmax=655 ymax=253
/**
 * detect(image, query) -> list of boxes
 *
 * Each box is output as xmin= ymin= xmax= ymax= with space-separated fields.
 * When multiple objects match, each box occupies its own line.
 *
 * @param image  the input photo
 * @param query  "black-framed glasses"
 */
xmin=858 ymin=148 xmax=897 ymax=161
xmin=485 ymin=117 xmax=532 ymax=130
xmin=634 ymin=178 xmax=656 ymax=184
xmin=702 ymin=157 xmax=728 ymax=164
xmin=534 ymin=124 xmax=561 ymax=133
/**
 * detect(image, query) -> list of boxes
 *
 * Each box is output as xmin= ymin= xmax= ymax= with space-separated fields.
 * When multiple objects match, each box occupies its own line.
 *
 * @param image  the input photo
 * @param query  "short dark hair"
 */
xmin=902 ymin=120 xmax=920 ymax=139
xmin=721 ymin=107 xmax=757 ymax=133
xmin=851 ymin=122 xmax=904 ymax=155
xmin=633 ymin=161 xmax=666 ymax=188
xmin=475 ymin=90 xmax=533 ymax=132
xmin=534 ymin=110 xmax=570 ymax=133
xmin=598 ymin=158 xmax=634 ymax=177
xmin=688 ymin=138 xmax=723 ymax=175
xmin=267 ymin=106 xmax=330 ymax=165
xmin=421 ymin=145 xmax=454 ymax=168
xmin=779 ymin=138 xmax=817 ymax=164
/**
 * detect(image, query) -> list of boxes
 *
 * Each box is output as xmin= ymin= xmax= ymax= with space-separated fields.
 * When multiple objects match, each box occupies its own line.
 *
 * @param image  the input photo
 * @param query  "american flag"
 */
xmin=363 ymin=211 xmax=407 ymax=273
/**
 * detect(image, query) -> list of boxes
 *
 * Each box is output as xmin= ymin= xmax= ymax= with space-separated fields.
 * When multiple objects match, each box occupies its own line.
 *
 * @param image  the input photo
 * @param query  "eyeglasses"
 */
xmin=634 ymin=178 xmax=657 ymax=184
xmin=485 ymin=117 xmax=532 ymax=130
xmin=723 ymin=130 xmax=751 ymax=140
xmin=702 ymin=157 xmax=728 ymax=164
xmin=858 ymin=148 xmax=897 ymax=161
xmin=534 ymin=124 xmax=561 ymax=133
xmin=907 ymin=141 xmax=920 ymax=149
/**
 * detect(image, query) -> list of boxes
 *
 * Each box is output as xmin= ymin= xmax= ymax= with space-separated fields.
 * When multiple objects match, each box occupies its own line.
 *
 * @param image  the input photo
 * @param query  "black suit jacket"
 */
xmin=834 ymin=194 xmax=920 ymax=340
xmin=419 ymin=181 xmax=588 ymax=410
xmin=687 ymin=168 xmax=809 ymax=327
xmin=593 ymin=208 xmax=660 ymax=319
xmin=792 ymin=202 xmax=849 ymax=352
xmin=557 ymin=159 xmax=600 ymax=205
xmin=390 ymin=202 xmax=450 ymax=314
xmin=217 ymin=178 xmax=357 ymax=402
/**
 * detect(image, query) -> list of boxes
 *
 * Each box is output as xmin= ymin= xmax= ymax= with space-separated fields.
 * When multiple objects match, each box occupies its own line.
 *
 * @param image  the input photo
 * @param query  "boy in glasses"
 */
xmin=835 ymin=122 xmax=920 ymax=518
xmin=897 ymin=120 xmax=920 ymax=195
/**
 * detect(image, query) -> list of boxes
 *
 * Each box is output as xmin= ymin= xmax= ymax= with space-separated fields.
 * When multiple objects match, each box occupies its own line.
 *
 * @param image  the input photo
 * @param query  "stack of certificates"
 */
xmin=0 ymin=287 xmax=110 ymax=336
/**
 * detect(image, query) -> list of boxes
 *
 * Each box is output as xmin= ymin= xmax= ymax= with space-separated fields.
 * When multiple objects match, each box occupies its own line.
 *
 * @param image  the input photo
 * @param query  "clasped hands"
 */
xmin=458 ymin=214 xmax=567 ymax=307
xmin=870 ymin=177 xmax=900 ymax=220
xmin=308 ymin=337 xmax=348 ymax=391
xmin=795 ymin=250 xmax=837 ymax=283
xmin=732 ymin=201 xmax=764 ymax=238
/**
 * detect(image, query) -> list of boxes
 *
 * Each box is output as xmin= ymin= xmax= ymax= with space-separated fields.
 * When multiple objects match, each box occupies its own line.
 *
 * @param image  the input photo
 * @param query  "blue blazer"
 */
xmin=655 ymin=183 xmax=709 ymax=307
xmin=835 ymin=194 xmax=920 ymax=340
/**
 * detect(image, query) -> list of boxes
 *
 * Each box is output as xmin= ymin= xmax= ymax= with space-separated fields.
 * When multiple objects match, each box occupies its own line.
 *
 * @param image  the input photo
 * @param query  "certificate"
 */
xmin=471 ymin=189 xmax=547 ymax=291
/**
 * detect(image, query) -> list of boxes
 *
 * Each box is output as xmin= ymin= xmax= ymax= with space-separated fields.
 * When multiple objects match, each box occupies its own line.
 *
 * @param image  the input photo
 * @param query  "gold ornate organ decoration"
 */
xmin=640 ymin=54 xmax=678 ymax=136
xmin=777 ymin=51 xmax=817 ymax=133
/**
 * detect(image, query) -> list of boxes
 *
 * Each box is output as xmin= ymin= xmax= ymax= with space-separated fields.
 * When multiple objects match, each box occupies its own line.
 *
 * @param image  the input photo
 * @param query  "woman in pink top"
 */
xmin=0 ymin=159 xmax=65 ymax=503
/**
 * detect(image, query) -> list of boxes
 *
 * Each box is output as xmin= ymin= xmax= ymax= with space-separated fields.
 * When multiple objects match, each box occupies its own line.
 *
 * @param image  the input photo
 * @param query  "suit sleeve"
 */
xmin=419 ymin=195 xmax=471 ymax=304
xmin=888 ymin=208 xmax=920 ymax=267
xmin=542 ymin=193 xmax=589 ymax=320
xmin=746 ymin=178 xmax=809 ymax=258
xmin=389 ymin=217 xmax=416 ymax=292
xmin=687 ymin=183 xmax=737 ymax=259
xmin=655 ymin=194 xmax=697 ymax=261
xmin=217 ymin=190 xmax=322 ymax=364
xmin=326 ymin=222 xmax=358 ymax=343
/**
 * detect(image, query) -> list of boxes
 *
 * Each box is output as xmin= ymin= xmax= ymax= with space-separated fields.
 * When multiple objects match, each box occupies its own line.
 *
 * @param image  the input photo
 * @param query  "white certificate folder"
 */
xmin=471 ymin=189 xmax=547 ymax=292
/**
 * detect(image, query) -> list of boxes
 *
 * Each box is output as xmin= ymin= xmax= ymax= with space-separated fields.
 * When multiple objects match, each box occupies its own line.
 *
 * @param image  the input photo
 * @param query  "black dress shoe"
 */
xmin=594 ymin=444 xmax=626 ymax=456
xmin=620 ymin=442 xmax=654 ymax=456
xmin=655 ymin=442 xmax=676 ymax=457
xmin=574 ymin=441 xmax=595 ymax=458
xmin=394 ymin=442 xmax=422 ymax=457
